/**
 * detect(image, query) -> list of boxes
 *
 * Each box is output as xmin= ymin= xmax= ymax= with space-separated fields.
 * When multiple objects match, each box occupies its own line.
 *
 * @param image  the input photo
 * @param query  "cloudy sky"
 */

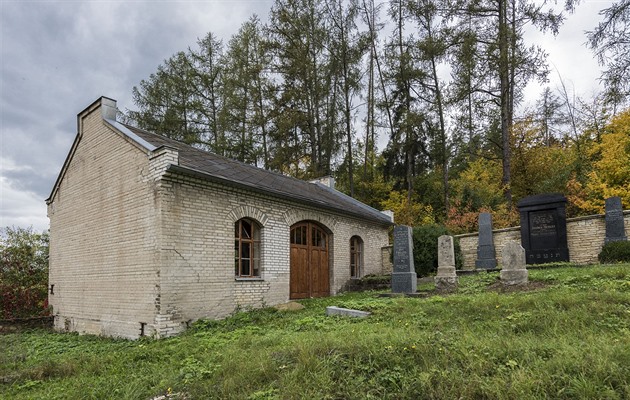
xmin=0 ymin=0 xmax=611 ymax=232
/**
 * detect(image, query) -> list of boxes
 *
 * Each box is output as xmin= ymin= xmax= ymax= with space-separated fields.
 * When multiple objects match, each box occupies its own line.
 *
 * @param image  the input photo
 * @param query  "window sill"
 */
xmin=235 ymin=277 xmax=265 ymax=282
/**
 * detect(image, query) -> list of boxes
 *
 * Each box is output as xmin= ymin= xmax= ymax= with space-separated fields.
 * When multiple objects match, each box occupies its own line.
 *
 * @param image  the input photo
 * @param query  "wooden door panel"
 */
xmin=310 ymin=248 xmax=329 ymax=297
xmin=318 ymin=249 xmax=329 ymax=297
xmin=290 ymin=246 xmax=309 ymax=299
xmin=290 ymin=222 xmax=330 ymax=299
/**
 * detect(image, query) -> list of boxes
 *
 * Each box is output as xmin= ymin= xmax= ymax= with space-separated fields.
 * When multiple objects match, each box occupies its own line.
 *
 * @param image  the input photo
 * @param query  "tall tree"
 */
xmin=411 ymin=0 xmax=453 ymax=213
xmin=587 ymin=0 xmax=630 ymax=109
xmin=130 ymin=34 xmax=226 ymax=153
xmin=267 ymin=0 xmax=335 ymax=178
xmin=381 ymin=0 xmax=428 ymax=201
xmin=360 ymin=0 xmax=393 ymax=181
xmin=449 ymin=0 xmax=567 ymax=205
xmin=325 ymin=0 xmax=366 ymax=197
xmin=130 ymin=51 xmax=201 ymax=145
xmin=188 ymin=32 xmax=226 ymax=154
xmin=536 ymin=87 xmax=563 ymax=146
xmin=221 ymin=16 xmax=274 ymax=167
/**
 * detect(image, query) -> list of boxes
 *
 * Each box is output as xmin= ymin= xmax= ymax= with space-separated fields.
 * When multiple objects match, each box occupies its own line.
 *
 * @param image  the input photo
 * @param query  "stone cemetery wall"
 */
xmin=457 ymin=211 xmax=630 ymax=269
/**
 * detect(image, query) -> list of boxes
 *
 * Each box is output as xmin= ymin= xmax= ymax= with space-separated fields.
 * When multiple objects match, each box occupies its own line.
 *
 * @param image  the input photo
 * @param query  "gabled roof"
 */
xmin=47 ymin=97 xmax=392 ymax=226
xmin=123 ymin=124 xmax=393 ymax=226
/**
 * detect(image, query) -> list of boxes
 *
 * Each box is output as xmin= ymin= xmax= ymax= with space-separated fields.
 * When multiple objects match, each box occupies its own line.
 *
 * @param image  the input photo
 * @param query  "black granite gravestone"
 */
xmin=517 ymin=193 xmax=569 ymax=264
xmin=605 ymin=197 xmax=627 ymax=243
xmin=391 ymin=225 xmax=417 ymax=293
xmin=475 ymin=212 xmax=497 ymax=269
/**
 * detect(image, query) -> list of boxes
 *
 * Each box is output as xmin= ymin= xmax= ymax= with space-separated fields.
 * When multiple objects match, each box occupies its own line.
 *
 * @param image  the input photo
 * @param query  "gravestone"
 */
xmin=500 ymin=241 xmax=528 ymax=285
xmin=475 ymin=212 xmax=497 ymax=269
xmin=518 ymin=193 xmax=569 ymax=264
xmin=391 ymin=225 xmax=417 ymax=293
xmin=605 ymin=197 xmax=627 ymax=243
xmin=435 ymin=235 xmax=458 ymax=292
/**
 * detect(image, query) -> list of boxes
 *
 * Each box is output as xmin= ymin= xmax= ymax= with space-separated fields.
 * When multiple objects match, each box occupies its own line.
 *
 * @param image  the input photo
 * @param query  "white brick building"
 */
xmin=47 ymin=97 xmax=393 ymax=339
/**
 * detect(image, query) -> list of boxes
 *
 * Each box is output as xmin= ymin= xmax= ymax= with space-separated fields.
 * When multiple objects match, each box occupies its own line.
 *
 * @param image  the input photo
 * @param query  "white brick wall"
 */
xmin=153 ymin=172 xmax=390 ymax=337
xmin=49 ymin=99 xmax=391 ymax=339
xmin=48 ymin=105 xmax=159 ymax=339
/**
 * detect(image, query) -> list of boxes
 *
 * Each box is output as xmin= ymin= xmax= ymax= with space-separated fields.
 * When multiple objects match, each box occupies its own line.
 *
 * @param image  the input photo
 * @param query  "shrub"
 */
xmin=0 ymin=226 xmax=50 ymax=319
xmin=412 ymin=224 xmax=462 ymax=277
xmin=598 ymin=240 xmax=630 ymax=263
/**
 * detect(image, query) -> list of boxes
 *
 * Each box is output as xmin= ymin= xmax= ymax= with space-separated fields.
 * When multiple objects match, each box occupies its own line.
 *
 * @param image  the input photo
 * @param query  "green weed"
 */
xmin=1 ymin=264 xmax=629 ymax=399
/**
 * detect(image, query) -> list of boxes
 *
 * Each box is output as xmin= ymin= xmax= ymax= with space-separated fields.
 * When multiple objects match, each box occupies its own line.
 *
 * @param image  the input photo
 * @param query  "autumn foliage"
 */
xmin=444 ymin=108 xmax=630 ymax=233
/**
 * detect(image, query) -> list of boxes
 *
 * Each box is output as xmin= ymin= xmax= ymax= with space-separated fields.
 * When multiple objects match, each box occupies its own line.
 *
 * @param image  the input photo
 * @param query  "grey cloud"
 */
xmin=1 ymin=0 xmax=275 ymax=229
xmin=1 ymin=0 xmax=603 ymax=231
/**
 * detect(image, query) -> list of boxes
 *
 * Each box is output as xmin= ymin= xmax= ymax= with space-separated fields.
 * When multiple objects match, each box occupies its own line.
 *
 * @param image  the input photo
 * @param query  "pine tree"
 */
xmin=221 ymin=17 xmax=273 ymax=167
xmin=325 ymin=0 xmax=367 ymax=196
xmin=188 ymin=32 xmax=226 ymax=154
xmin=587 ymin=0 xmax=630 ymax=109
xmin=448 ymin=0 xmax=567 ymax=205
xmin=267 ymin=0 xmax=335 ymax=178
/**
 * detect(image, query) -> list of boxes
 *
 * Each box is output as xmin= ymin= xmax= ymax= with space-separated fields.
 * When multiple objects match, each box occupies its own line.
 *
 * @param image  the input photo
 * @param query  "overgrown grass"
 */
xmin=2 ymin=264 xmax=629 ymax=399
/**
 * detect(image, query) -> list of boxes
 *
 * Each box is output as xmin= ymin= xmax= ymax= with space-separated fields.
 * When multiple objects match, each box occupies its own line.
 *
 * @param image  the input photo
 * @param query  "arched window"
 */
xmin=235 ymin=219 xmax=261 ymax=278
xmin=350 ymin=236 xmax=363 ymax=278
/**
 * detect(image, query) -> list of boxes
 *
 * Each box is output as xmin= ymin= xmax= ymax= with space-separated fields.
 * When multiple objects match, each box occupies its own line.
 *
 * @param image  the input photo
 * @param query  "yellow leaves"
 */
xmin=445 ymin=158 xmax=517 ymax=234
xmin=564 ymin=108 xmax=630 ymax=215
xmin=450 ymin=158 xmax=505 ymax=208
xmin=565 ymin=175 xmax=602 ymax=215
xmin=576 ymin=108 xmax=630 ymax=212
xmin=380 ymin=190 xmax=435 ymax=226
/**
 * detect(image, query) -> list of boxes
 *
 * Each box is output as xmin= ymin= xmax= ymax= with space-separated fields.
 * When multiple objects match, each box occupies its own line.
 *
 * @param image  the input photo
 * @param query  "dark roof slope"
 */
xmin=124 ymin=124 xmax=392 ymax=226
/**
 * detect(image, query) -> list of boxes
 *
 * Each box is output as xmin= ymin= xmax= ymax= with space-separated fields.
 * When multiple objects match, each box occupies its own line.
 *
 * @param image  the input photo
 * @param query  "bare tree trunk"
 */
xmin=499 ymin=0 xmax=512 ymax=205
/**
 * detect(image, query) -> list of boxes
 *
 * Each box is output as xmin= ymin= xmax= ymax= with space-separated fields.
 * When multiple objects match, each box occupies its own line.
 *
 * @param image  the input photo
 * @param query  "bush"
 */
xmin=598 ymin=240 xmax=630 ymax=263
xmin=412 ymin=224 xmax=462 ymax=277
xmin=0 ymin=226 xmax=50 ymax=319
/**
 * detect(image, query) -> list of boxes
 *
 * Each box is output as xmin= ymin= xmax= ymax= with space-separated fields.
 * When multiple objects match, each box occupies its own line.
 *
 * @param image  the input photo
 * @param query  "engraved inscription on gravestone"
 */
xmin=435 ymin=235 xmax=458 ymax=292
xmin=605 ymin=197 xmax=627 ymax=243
xmin=475 ymin=212 xmax=497 ymax=269
xmin=391 ymin=225 xmax=417 ymax=293
xmin=393 ymin=226 xmax=412 ymax=273
xmin=518 ymin=193 xmax=569 ymax=264
xmin=529 ymin=210 xmax=558 ymax=249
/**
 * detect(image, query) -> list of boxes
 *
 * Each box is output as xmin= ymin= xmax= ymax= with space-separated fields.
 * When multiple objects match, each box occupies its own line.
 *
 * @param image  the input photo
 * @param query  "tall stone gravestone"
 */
xmin=391 ymin=225 xmax=417 ymax=293
xmin=435 ymin=235 xmax=458 ymax=292
xmin=605 ymin=197 xmax=627 ymax=243
xmin=500 ymin=241 xmax=528 ymax=286
xmin=475 ymin=212 xmax=497 ymax=269
xmin=517 ymin=193 xmax=569 ymax=264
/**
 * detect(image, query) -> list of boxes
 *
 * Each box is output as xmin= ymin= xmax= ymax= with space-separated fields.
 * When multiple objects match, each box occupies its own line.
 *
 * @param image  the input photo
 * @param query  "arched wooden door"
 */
xmin=290 ymin=222 xmax=330 ymax=299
